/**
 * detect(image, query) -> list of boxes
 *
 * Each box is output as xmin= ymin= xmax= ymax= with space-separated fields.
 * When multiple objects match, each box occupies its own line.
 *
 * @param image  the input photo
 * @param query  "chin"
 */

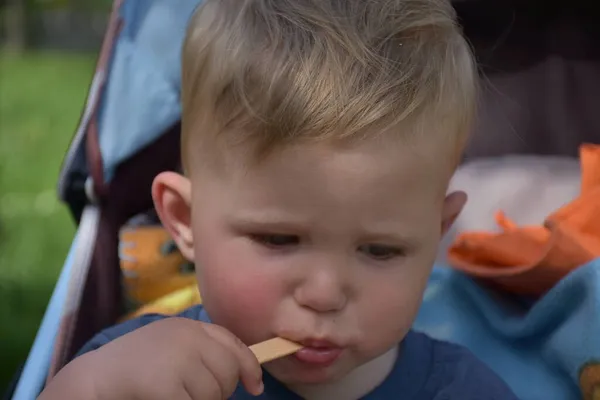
xmin=266 ymin=356 xmax=353 ymax=385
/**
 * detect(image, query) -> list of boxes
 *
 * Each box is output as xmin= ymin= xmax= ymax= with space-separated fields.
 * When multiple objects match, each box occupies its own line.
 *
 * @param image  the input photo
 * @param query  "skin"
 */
xmin=38 ymin=136 xmax=466 ymax=400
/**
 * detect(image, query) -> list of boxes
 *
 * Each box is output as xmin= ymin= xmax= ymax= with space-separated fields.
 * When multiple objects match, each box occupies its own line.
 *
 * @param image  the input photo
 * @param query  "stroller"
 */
xmin=7 ymin=0 xmax=600 ymax=399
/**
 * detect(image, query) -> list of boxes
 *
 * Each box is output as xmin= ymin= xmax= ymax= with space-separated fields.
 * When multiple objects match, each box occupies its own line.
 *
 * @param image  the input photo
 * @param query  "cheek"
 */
xmin=358 ymin=264 xmax=431 ymax=350
xmin=194 ymin=235 xmax=283 ymax=344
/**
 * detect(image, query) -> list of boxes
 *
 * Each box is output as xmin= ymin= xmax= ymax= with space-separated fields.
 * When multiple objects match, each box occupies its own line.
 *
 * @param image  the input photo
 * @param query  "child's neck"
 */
xmin=289 ymin=345 xmax=399 ymax=400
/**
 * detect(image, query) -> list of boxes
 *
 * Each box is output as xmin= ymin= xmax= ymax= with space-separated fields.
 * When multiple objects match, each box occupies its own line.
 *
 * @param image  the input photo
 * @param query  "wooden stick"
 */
xmin=249 ymin=337 xmax=303 ymax=364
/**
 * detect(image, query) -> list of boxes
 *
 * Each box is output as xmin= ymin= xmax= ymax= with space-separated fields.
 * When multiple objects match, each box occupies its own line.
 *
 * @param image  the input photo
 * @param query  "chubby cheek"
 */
xmin=194 ymin=237 xmax=283 ymax=345
xmin=359 ymin=272 xmax=429 ymax=355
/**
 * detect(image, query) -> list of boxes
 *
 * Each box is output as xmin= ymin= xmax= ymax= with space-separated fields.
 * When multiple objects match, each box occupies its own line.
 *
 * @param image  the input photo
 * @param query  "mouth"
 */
xmin=292 ymin=339 xmax=344 ymax=366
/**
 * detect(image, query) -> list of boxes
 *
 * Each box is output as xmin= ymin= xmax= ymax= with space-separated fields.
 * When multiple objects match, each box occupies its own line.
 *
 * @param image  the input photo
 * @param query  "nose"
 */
xmin=293 ymin=263 xmax=349 ymax=313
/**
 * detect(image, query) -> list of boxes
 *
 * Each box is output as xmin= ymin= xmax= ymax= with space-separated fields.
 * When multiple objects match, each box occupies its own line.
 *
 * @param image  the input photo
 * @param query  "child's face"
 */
xmin=154 ymin=137 xmax=464 ymax=387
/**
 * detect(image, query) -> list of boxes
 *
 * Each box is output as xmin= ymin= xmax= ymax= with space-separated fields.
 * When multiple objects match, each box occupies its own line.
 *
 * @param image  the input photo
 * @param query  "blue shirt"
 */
xmin=76 ymin=305 xmax=519 ymax=399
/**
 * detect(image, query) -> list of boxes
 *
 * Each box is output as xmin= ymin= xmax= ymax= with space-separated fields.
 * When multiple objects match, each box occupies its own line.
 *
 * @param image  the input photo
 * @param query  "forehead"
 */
xmin=192 ymin=138 xmax=450 ymax=223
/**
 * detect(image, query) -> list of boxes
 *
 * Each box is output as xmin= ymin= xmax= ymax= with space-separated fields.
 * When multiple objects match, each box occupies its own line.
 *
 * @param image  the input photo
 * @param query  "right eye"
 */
xmin=250 ymin=234 xmax=300 ymax=249
xmin=358 ymin=243 xmax=405 ymax=261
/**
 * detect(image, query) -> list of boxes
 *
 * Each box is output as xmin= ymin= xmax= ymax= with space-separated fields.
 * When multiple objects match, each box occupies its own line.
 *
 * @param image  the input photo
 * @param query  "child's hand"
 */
xmin=38 ymin=318 xmax=264 ymax=400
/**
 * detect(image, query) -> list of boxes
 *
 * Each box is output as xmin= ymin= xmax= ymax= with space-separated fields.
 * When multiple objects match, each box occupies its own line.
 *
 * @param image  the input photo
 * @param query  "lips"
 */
xmin=293 ymin=339 xmax=343 ymax=366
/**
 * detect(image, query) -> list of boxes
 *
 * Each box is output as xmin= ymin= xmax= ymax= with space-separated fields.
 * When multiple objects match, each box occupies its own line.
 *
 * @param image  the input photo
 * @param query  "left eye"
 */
xmin=251 ymin=234 xmax=300 ymax=248
xmin=358 ymin=244 xmax=404 ymax=260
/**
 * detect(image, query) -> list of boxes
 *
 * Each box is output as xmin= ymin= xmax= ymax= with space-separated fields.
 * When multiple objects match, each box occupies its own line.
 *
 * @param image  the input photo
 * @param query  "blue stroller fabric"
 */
xmin=97 ymin=0 xmax=202 ymax=182
xmin=415 ymin=261 xmax=600 ymax=400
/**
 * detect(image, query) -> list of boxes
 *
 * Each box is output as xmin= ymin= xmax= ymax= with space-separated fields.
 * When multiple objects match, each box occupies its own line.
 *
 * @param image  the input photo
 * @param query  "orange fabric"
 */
xmin=448 ymin=143 xmax=600 ymax=296
xmin=120 ymin=227 xmax=196 ymax=304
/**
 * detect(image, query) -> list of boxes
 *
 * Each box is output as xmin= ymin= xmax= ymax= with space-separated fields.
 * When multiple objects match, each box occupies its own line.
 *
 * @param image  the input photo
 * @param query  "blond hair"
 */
xmin=181 ymin=0 xmax=477 ymax=169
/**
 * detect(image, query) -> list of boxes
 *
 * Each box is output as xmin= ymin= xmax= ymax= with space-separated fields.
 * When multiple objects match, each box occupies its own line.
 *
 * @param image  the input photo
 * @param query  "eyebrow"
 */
xmin=226 ymin=210 xmax=309 ymax=230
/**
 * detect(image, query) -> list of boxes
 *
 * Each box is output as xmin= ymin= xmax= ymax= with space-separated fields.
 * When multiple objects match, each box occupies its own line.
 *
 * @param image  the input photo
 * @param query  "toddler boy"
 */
xmin=39 ymin=0 xmax=519 ymax=398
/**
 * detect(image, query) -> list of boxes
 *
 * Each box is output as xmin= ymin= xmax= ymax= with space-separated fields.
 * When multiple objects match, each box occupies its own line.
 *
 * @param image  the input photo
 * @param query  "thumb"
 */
xmin=202 ymin=324 xmax=264 ymax=396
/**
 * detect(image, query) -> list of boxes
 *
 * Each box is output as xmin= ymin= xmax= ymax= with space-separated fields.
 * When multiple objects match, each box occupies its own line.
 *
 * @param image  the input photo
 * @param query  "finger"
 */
xmin=174 ymin=386 xmax=195 ymax=400
xmin=184 ymin=338 xmax=241 ymax=399
xmin=202 ymin=324 xmax=264 ymax=396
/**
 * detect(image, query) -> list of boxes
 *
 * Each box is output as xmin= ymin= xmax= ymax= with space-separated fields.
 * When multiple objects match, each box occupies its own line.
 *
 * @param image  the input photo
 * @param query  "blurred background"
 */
xmin=0 ymin=0 xmax=110 ymax=392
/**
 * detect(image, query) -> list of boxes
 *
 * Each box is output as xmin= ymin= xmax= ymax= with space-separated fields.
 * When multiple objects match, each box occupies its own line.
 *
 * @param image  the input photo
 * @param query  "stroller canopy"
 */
xmin=58 ymin=0 xmax=201 ymax=213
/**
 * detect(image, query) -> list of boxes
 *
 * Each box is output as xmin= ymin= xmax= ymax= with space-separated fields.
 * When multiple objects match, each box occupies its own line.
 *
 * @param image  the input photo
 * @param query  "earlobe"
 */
xmin=441 ymin=190 xmax=467 ymax=236
xmin=151 ymin=172 xmax=195 ymax=261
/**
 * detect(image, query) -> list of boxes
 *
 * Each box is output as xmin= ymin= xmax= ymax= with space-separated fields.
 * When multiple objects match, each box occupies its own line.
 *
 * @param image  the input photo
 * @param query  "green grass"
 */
xmin=0 ymin=51 xmax=96 ymax=393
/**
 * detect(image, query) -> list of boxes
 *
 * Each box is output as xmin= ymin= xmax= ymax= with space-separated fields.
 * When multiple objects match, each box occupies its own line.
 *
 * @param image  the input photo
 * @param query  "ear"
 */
xmin=441 ymin=190 xmax=467 ymax=236
xmin=152 ymin=171 xmax=195 ymax=261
